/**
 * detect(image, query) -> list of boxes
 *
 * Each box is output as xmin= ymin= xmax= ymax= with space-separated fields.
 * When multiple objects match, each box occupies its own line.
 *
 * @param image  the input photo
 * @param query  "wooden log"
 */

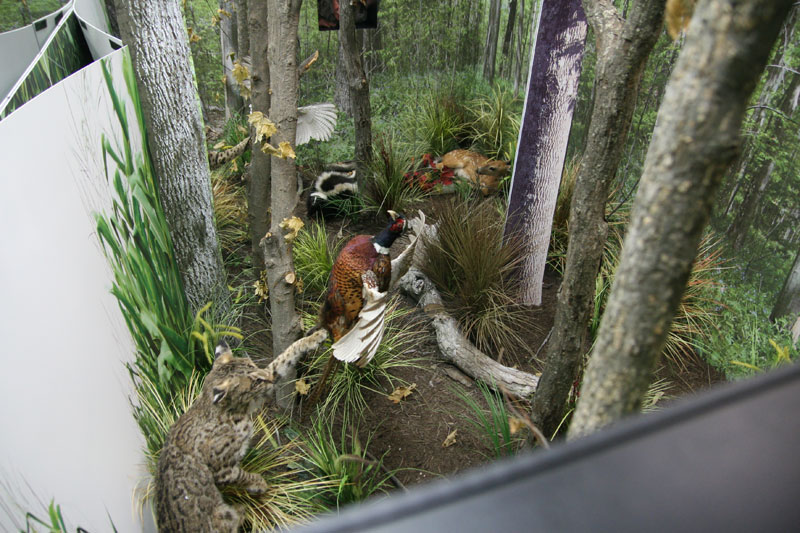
xmin=398 ymin=268 xmax=539 ymax=399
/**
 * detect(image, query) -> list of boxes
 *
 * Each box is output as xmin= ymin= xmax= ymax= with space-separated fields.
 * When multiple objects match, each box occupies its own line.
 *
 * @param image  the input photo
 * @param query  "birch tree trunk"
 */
xmin=247 ymin=1 xmax=270 ymax=268
xmin=115 ymin=0 xmax=230 ymax=317
xmin=339 ymin=0 xmax=372 ymax=180
xmin=568 ymin=0 xmax=794 ymax=440
xmin=503 ymin=0 xmax=587 ymax=306
xmin=482 ymin=0 xmax=502 ymax=84
xmin=264 ymin=0 xmax=304 ymax=407
xmin=220 ymin=0 xmax=243 ymax=119
xmin=531 ymin=0 xmax=665 ymax=439
xmin=771 ymin=248 xmax=800 ymax=322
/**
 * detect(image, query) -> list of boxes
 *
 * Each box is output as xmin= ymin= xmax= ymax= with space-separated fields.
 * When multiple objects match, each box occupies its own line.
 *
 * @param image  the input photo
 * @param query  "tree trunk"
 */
xmin=503 ymin=0 xmax=587 ymax=306
xmin=513 ymin=0 xmax=528 ymax=96
xmin=339 ymin=0 xmax=372 ymax=180
xmin=220 ymin=0 xmax=244 ymax=119
xmin=247 ymin=1 xmax=270 ymax=268
xmin=236 ymin=0 xmax=250 ymax=60
xmin=115 ymin=0 xmax=230 ymax=317
xmin=483 ymin=0 xmax=502 ymax=83
xmin=771 ymin=248 xmax=800 ymax=322
xmin=727 ymin=37 xmax=800 ymax=250
xmin=264 ymin=0 xmax=304 ymax=408
xmin=568 ymin=0 xmax=794 ymax=440
xmin=531 ymin=0 xmax=665 ymax=440
xmin=334 ymin=41 xmax=352 ymax=116
xmin=502 ymin=0 xmax=519 ymax=59
xmin=719 ymin=7 xmax=798 ymax=227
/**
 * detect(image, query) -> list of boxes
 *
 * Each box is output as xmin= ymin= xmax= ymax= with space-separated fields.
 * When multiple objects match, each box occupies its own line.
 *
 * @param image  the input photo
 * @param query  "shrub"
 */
xmin=293 ymin=221 xmax=344 ymax=301
xmin=363 ymin=135 xmax=427 ymax=215
xmin=301 ymin=298 xmax=425 ymax=425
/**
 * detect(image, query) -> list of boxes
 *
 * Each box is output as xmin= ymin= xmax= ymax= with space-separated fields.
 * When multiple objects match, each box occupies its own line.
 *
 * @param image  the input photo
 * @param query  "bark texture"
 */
xmin=220 ymin=0 xmax=244 ymax=118
xmin=116 ymin=0 xmax=230 ymax=316
xmin=568 ymin=0 xmax=794 ymax=440
xmin=531 ymin=0 xmax=665 ymax=439
xmin=399 ymin=269 xmax=539 ymax=399
xmin=771 ymin=248 xmax=800 ymax=322
xmin=264 ymin=0 xmax=304 ymax=407
xmin=247 ymin=0 xmax=270 ymax=267
xmin=339 ymin=0 xmax=372 ymax=179
xmin=503 ymin=0 xmax=587 ymax=305
xmin=483 ymin=0 xmax=502 ymax=83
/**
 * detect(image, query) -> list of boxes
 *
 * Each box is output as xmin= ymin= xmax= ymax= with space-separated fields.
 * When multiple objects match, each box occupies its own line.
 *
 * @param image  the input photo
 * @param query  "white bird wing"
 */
xmin=296 ymin=103 xmax=338 ymax=145
xmin=390 ymin=210 xmax=427 ymax=288
xmin=332 ymin=271 xmax=387 ymax=367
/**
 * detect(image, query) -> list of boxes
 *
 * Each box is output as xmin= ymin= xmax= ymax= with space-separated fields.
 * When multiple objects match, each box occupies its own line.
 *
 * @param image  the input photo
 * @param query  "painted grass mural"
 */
xmin=1 ymin=12 xmax=93 ymax=120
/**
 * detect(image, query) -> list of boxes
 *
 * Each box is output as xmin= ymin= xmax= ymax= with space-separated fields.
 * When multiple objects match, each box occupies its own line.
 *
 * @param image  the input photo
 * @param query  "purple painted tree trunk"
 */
xmin=503 ymin=0 xmax=587 ymax=306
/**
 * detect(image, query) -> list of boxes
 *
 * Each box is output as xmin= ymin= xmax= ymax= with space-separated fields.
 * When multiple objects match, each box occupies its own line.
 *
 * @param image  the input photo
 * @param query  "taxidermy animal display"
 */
xmin=155 ymin=335 xmax=325 ymax=532
xmin=306 ymin=161 xmax=359 ymax=219
xmin=306 ymin=210 xmax=425 ymax=407
xmin=207 ymin=103 xmax=338 ymax=170
xmin=433 ymin=149 xmax=510 ymax=196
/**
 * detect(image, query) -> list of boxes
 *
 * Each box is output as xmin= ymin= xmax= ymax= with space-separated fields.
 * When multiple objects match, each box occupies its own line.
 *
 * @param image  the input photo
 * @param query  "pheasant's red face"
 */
xmin=389 ymin=216 xmax=407 ymax=234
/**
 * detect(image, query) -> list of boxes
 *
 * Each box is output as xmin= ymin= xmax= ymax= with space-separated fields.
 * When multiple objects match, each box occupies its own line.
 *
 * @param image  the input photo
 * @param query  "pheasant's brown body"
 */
xmin=320 ymin=234 xmax=392 ymax=342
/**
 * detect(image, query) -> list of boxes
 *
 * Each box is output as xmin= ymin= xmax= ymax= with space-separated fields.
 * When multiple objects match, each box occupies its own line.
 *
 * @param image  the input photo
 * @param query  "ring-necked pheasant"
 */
xmin=306 ymin=210 xmax=422 ymax=408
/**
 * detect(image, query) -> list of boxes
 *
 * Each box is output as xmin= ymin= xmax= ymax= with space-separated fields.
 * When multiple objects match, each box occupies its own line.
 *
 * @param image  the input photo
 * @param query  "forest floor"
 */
xmin=223 ymin=167 xmax=725 ymax=492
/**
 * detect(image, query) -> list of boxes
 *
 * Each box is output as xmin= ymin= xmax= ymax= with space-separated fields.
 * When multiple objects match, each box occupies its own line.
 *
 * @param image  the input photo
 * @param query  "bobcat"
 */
xmin=155 ymin=332 xmax=326 ymax=532
xmin=433 ymin=149 xmax=510 ymax=196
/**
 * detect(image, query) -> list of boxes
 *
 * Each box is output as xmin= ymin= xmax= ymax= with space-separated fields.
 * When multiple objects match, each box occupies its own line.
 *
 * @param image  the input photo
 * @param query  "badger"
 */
xmin=306 ymin=161 xmax=359 ymax=219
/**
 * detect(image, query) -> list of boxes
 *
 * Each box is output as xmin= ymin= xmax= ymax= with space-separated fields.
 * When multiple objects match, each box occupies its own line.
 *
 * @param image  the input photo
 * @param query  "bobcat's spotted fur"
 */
xmin=155 ymin=331 xmax=326 ymax=532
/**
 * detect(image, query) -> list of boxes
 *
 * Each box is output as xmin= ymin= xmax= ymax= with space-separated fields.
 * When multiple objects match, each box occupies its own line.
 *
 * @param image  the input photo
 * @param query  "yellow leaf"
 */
xmin=295 ymin=378 xmax=311 ymax=395
xmin=232 ymin=60 xmax=250 ymax=85
xmin=769 ymin=339 xmax=791 ymax=364
xmin=295 ymin=276 xmax=304 ymax=292
xmin=211 ymin=14 xmax=220 ymax=26
xmin=252 ymin=270 xmax=269 ymax=303
xmin=730 ymin=360 xmax=763 ymax=372
xmin=218 ymin=8 xmax=232 ymax=18
xmin=509 ymin=417 xmax=525 ymax=435
xmin=277 ymin=141 xmax=296 ymax=159
xmin=187 ymin=27 xmax=201 ymax=43
xmin=212 ymin=141 xmax=227 ymax=150
xmin=442 ymin=429 xmax=457 ymax=448
xmin=279 ymin=216 xmax=304 ymax=243
xmin=388 ymin=383 xmax=417 ymax=404
xmin=248 ymin=111 xmax=277 ymax=143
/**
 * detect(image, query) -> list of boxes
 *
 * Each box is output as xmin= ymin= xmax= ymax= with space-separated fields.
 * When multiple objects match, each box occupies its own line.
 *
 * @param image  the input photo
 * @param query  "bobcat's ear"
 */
xmin=212 ymin=379 xmax=231 ymax=404
xmin=215 ymin=340 xmax=233 ymax=364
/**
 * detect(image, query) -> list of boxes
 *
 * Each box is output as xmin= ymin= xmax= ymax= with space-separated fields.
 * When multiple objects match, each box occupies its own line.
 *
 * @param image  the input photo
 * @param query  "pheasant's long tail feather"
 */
xmin=333 ymin=273 xmax=387 ymax=367
xmin=305 ymin=354 xmax=339 ymax=415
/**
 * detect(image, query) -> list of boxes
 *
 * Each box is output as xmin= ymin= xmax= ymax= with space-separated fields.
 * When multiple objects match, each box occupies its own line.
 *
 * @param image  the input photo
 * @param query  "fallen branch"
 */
xmin=398 ymin=268 xmax=539 ymax=400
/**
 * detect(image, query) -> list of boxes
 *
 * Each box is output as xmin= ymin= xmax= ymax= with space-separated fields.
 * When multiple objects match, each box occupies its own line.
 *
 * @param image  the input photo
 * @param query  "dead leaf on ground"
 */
xmin=442 ymin=429 xmax=458 ymax=448
xmin=295 ymin=378 xmax=311 ymax=395
xmin=387 ymin=383 xmax=417 ymax=404
xmin=509 ymin=417 xmax=525 ymax=435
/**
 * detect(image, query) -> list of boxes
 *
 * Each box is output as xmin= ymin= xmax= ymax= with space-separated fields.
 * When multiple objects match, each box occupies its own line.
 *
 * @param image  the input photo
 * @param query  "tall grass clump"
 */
xmin=302 ymin=299 xmax=426 ymax=425
xmin=302 ymin=417 xmax=396 ymax=508
xmin=454 ymin=381 xmax=523 ymax=458
xmin=400 ymin=81 xmax=473 ymax=156
xmin=96 ymin=56 xmax=239 ymax=462
xmin=466 ymin=85 xmax=521 ymax=161
xmin=293 ymin=221 xmax=344 ymax=301
xmin=211 ymin=170 xmax=248 ymax=255
xmin=227 ymin=416 xmax=334 ymax=529
xmin=364 ymin=135 xmax=427 ymax=215
xmin=422 ymin=199 xmax=537 ymax=360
